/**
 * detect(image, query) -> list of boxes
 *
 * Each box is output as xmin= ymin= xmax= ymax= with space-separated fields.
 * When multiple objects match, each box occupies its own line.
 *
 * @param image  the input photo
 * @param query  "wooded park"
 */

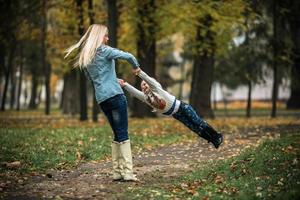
xmin=0 ymin=0 xmax=299 ymax=199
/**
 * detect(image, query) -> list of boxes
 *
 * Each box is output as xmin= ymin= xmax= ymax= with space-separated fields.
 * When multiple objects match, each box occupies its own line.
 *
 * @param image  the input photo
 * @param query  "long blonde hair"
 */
xmin=64 ymin=24 xmax=108 ymax=68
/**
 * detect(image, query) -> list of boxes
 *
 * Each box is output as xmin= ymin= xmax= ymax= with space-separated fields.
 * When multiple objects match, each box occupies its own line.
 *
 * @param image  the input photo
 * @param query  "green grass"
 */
xmin=125 ymin=133 xmax=300 ymax=200
xmin=0 ymin=125 xmax=190 ymax=173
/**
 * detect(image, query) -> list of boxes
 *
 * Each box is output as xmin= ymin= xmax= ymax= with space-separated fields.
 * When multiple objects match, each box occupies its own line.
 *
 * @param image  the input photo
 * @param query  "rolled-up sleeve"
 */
xmin=105 ymin=46 xmax=140 ymax=68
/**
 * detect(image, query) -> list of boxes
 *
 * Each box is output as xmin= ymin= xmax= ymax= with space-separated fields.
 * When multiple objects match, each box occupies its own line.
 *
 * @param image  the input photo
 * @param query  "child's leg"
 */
xmin=173 ymin=101 xmax=223 ymax=148
xmin=173 ymin=102 xmax=206 ymax=129
xmin=172 ymin=110 xmax=202 ymax=134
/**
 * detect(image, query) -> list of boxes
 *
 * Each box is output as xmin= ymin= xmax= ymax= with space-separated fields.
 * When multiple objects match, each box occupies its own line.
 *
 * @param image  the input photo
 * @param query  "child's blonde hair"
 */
xmin=65 ymin=24 xmax=108 ymax=68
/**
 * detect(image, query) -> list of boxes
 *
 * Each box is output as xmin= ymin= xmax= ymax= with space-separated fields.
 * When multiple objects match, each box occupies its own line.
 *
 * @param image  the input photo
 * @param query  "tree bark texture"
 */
xmin=1 ymin=43 xmax=16 ymax=111
xmin=62 ymin=71 xmax=80 ymax=115
xmin=16 ymin=45 xmax=23 ymax=111
xmin=189 ymin=15 xmax=215 ymax=118
xmin=76 ymin=0 xmax=88 ymax=121
xmin=132 ymin=0 xmax=156 ymax=118
xmin=28 ymin=72 xmax=38 ymax=109
xmin=286 ymin=1 xmax=300 ymax=109
xmin=42 ymin=0 xmax=51 ymax=115
xmin=270 ymin=0 xmax=279 ymax=118
xmin=246 ymin=80 xmax=252 ymax=118
xmin=89 ymin=0 xmax=100 ymax=122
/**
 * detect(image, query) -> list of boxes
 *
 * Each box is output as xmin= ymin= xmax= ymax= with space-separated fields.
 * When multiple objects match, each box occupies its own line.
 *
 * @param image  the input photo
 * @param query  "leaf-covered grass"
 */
xmin=0 ymin=125 xmax=192 ymax=173
xmin=126 ymin=133 xmax=300 ymax=200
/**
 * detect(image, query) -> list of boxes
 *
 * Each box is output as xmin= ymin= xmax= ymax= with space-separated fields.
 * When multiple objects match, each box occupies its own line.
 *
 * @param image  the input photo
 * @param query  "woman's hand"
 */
xmin=132 ymin=67 xmax=141 ymax=76
xmin=118 ymin=79 xmax=126 ymax=87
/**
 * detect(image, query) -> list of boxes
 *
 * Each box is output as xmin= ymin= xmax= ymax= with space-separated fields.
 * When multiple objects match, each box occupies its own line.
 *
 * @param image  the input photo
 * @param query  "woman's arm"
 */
xmin=105 ymin=46 xmax=139 ymax=69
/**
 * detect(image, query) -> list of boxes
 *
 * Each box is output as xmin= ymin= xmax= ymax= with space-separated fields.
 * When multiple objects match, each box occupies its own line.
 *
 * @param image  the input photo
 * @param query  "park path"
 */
xmin=3 ymin=131 xmax=280 ymax=200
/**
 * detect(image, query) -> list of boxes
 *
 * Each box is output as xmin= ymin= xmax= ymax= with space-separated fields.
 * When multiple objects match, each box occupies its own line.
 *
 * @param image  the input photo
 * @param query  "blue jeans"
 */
xmin=100 ymin=94 xmax=129 ymax=142
xmin=172 ymin=101 xmax=207 ymax=136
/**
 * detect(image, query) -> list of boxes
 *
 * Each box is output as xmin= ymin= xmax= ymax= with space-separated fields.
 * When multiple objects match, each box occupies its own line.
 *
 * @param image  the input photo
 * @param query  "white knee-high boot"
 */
xmin=119 ymin=140 xmax=138 ymax=181
xmin=111 ymin=141 xmax=123 ymax=181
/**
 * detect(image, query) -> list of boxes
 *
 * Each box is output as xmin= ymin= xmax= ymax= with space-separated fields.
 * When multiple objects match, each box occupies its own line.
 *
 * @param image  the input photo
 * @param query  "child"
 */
xmin=119 ymin=69 xmax=223 ymax=149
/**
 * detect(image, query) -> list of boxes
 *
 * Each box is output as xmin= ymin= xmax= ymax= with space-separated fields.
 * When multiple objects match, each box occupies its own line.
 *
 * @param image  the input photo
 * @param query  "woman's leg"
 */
xmin=100 ymin=94 xmax=137 ymax=181
xmin=100 ymin=94 xmax=129 ymax=142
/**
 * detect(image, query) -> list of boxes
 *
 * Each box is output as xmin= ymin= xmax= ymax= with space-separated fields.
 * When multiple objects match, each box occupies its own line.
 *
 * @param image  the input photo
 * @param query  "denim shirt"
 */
xmin=85 ymin=45 xmax=140 ymax=104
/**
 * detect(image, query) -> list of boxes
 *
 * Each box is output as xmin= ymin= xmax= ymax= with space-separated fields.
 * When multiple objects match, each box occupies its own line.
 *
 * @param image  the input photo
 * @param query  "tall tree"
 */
xmin=190 ymin=15 xmax=215 ymax=118
xmin=270 ymin=0 xmax=279 ymax=118
xmin=286 ymin=1 xmax=300 ymax=109
xmin=76 ymin=0 xmax=88 ymax=121
xmin=9 ymin=56 xmax=16 ymax=109
xmin=88 ymin=0 xmax=99 ymax=122
xmin=107 ymin=0 xmax=118 ymax=51
xmin=41 ymin=0 xmax=51 ymax=115
xmin=1 ymin=42 xmax=16 ymax=111
xmin=132 ymin=0 xmax=157 ymax=117
xmin=16 ymin=44 xmax=24 ymax=111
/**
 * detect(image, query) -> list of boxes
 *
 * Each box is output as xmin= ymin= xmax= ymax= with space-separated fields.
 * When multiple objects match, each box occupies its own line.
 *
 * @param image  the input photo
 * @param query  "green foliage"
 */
xmin=157 ymin=0 xmax=246 ymax=57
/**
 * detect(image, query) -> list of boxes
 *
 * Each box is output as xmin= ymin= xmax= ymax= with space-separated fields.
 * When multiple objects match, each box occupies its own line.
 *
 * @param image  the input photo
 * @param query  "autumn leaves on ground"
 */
xmin=0 ymin=111 xmax=300 ymax=199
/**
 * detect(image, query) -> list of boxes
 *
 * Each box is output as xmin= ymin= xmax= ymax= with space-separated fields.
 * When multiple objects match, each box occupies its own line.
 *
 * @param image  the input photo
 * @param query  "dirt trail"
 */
xmin=3 ymin=131 xmax=280 ymax=200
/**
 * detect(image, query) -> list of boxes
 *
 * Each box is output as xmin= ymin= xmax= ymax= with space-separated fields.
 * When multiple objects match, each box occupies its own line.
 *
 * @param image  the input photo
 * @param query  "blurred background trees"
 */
xmin=0 ymin=0 xmax=299 ymax=119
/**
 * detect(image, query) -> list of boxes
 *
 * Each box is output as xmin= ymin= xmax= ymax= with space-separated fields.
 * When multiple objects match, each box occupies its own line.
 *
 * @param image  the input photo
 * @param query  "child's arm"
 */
xmin=137 ymin=70 xmax=162 ymax=90
xmin=118 ymin=79 xmax=148 ymax=103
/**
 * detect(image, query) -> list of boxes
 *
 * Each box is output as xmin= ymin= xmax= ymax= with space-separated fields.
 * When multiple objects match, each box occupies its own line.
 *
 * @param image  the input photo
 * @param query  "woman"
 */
xmin=119 ymin=69 xmax=223 ymax=149
xmin=65 ymin=24 xmax=139 ymax=181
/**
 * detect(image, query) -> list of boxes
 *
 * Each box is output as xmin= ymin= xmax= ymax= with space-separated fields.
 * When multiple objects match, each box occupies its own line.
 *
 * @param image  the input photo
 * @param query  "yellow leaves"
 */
xmin=281 ymin=145 xmax=297 ymax=154
xmin=170 ymin=180 xmax=203 ymax=197
xmin=76 ymin=151 xmax=81 ymax=161
xmin=144 ymin=144 xmax=153 ymax=151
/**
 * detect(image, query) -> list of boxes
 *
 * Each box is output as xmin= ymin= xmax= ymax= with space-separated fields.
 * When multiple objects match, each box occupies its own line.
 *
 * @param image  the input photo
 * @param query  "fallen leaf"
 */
xmin=2 ymin=161 xmax=21 ymax=169
xmin=76 ymin=151 xmax=82 ymax=160
xmin=78 ymin=140 xmax=84 ymax=146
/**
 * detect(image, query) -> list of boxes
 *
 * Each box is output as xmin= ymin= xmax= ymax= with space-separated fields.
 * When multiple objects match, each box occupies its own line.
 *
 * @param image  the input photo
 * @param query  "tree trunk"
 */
xmin=9 ymin=63 xmax=16 ymax=109
xmin=89 ymin=0 xmax=99 ymax=122
xmin=76 ymin=0 xmax=88 ymax=121
xmin=1 ymin=43 xmax=16 ymax=111
xmin=190 ymin=15 xmax=215 ymax=118
xmin=179 ymin=59 xmax=185 ymax=100
xmin=246 ymin=80 xmax=252 ymax=118
xmin=28 ymin=74 xmax=38 ymax=109
xmin=132 ymin=0 xmax=156 ymax=118
xmin=60 ymin=78 xmax=65 ymax=110
xmin=107 ymin=0 xmax=118 ymax=50
xmin=16 ymin=45 xmax=23 ymax=111
xmin=286 ymin=1 xmax=300 ymax=109
xmin=271 ymin=1 xmax=279 ymax=117
xmin=62 ymin=71 xmax=80 ymax=115
xmin=42 ymin=0 xmax=51 ymax=115
xmin=0 ymin=45 xmax=4 ymax=108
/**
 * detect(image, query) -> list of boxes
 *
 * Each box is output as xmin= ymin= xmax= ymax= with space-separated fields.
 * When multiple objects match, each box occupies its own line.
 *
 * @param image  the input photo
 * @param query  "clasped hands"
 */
xmin=118 ymin=67 xmax=141 ymax=87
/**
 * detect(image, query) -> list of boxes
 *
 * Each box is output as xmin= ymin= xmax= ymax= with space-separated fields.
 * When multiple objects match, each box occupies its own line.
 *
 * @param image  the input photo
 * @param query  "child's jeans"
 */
xmin=172 ymin=101 xmax=207 ymax=135
xmin=100 ymin=94 xmax=129 ymax=142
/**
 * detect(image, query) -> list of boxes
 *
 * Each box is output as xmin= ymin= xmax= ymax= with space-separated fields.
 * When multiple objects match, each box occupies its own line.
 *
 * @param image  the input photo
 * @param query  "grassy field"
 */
xmin=0 ymin=126 xmax=194 ymax=173
xmin=0 ymin=116 xmax=198 ymax=173
xmin=1 ymin=109 xmax=299 ymax=173
xmin=1 ymin=109 xmax=300 ymax=199
xmin=125 ymin=133 xmax=300 ymax=200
